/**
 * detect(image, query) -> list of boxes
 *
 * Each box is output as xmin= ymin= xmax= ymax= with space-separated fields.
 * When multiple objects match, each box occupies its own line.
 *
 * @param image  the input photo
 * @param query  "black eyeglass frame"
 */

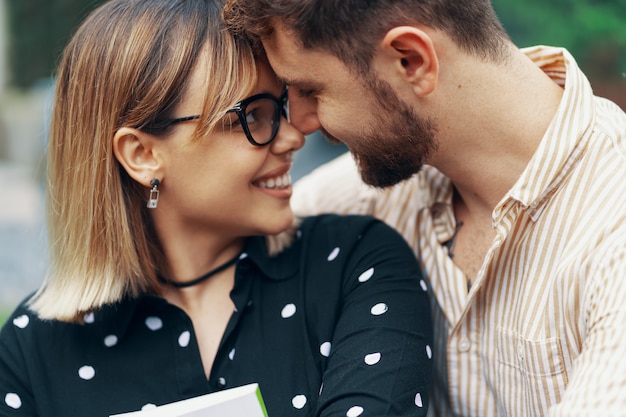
xmin=145 ymin=90 xmax=288 ymax=146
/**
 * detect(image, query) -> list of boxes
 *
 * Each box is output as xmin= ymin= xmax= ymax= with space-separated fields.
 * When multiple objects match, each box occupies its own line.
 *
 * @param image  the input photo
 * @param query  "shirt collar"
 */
xmin=499 ymin=46 xmax=595 ymax=221
xmin=96 ymin=293 xmax=168 ymax=342
xmin=240 ymin=234 xmax=300 ymax=281
xmin=98 ymin=235 xmax=300 ymax=342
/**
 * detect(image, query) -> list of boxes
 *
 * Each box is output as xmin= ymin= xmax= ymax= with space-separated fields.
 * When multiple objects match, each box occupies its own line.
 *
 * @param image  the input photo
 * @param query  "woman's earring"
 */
xmin=147 ymin=179 xmax=160 ymax=209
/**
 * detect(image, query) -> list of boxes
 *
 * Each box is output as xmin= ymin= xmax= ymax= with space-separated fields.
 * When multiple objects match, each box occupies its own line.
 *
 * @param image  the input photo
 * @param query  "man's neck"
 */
xmin=430 ymin=45 xmax=564 ymax=214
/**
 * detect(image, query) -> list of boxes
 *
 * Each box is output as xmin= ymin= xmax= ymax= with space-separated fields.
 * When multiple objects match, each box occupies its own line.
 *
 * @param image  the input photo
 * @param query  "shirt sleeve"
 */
xmin=315 ymin=217 xmax=433 ymax=417
xmin=0 ymin=304 xmax=38 ymax=417
xmin=292 ymin=153 xmax=378 ymax=217
xmin=549 ymin=235 xmax=626 ymax=417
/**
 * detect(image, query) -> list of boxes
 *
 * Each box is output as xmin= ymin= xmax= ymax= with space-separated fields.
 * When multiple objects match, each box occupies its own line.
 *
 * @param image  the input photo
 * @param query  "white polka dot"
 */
xmin=178 ymin=331 xmax=191 ymax=347
xmin=145 ymin=316 xmax=163 ymax=331
xmin=12 ymin=315 xmax=29 ymax=329
xmin=346 ymin=405 xmax=364 ymax=416
xmin=5 ymin=393 xmax=22 ymax=409
xmin=415 ymin=392 xmax=423 ymax=407
xmin=281 ymin=303 xmax=297 ymax=318
xmin=292 ymin=395 xmax=307 ymax=409
xmin=370 ymin=303 xmax=388 ymax=316
xmin=296 ymin=230 xmax=302 ymax=239
xmin=364 ymin=352 xmax=381 ymax=365
xmin=239 ymin=252 xmax=248 ymax=259
xmin=420 ymin=280 xmax=428 ymax=292
xmin=218 ymin=377 xmax=226 ymax=386
xmin=141 ymin=404 xmax=157 ymax=410
xmin=84 ymin=312 xmax=95 ymax=323
xmin=104 ymin=335 xmax=118 ymax=347
xmin=229 ymin=348 xmax=236 ymax=360
xmin=327 ymin=247 xmax=340 ymax=261
xmin=426 ymin=345 xmax=432 ymax=359
xmin=358 ymin=267 xmax=374 ymax=283
xmin=320 ymin=342 xmax=331 ymax=357
xmin=78 ymin=365 xmax=96 ymax=380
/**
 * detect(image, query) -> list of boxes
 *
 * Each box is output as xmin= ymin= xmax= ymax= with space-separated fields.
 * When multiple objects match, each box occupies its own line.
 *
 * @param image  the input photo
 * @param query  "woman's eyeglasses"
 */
xmin=144 ymin=90 xmax=288 ymax=146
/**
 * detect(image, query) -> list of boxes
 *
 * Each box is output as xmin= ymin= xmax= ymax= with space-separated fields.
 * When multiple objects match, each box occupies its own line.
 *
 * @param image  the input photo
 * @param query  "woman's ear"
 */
xmin=113 ymin=127 xmax=162 ymax=187
xmin=374 ymin=26 xmax=439 ymax=97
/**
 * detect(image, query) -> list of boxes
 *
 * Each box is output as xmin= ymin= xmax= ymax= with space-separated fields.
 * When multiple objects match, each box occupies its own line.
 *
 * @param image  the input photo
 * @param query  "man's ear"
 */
xmin=113 ymin=127 xmax=162 ymax=187
xmin=375 ymin=26 xmax=439 ymax=97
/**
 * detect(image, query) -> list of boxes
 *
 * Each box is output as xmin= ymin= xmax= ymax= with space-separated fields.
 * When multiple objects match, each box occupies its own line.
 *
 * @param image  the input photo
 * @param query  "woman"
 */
xmin=0 ymin=0 xmax=433 ymax=416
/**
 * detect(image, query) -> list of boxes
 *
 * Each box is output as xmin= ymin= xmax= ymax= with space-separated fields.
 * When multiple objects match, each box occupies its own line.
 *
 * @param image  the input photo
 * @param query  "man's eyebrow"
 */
xmin=276 ymin=75 xmax=320 ymax=89
xmin=281 ymin=79 xmax=323 ymax=92
xmin=276 ymin=75 xmax=301 ymax=86
xmin=274 ymin=74 xmax=292 ymax=85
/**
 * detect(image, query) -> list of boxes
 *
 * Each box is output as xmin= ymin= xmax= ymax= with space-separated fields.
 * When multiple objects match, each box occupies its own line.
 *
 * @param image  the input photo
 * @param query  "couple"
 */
xmin=2 ymin=0 xmax=626 ymax=417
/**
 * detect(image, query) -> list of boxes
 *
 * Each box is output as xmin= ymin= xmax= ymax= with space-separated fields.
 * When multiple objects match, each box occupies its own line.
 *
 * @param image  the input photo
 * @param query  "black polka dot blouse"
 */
xmin=0 ymin=215 xmax=433 ymax=417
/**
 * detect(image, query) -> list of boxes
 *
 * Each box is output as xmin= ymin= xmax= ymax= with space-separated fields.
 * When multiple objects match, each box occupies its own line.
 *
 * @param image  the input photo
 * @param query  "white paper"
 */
xmin=110 ymin=383 xmax=268 ymax=417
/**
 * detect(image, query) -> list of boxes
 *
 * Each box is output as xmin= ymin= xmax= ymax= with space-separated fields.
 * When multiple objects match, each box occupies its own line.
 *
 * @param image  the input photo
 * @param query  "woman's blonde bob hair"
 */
xmin=30 ymin=0 xmax=259 ymax=321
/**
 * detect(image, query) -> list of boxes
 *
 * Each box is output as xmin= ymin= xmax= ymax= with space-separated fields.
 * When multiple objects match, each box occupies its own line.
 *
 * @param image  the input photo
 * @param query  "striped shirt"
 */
xmin=291 ymin=46 xmax=626 ymax=417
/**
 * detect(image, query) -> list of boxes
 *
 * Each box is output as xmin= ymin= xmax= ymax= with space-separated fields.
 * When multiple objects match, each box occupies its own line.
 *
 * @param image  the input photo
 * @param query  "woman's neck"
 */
xmin=159 ymin=231 xmax=245 ymax=287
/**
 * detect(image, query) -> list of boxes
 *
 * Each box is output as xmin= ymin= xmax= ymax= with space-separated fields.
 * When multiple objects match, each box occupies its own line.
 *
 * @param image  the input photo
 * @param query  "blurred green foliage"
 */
xmin=0 ymin=309 xmax=9 ymax=329
xmin=4 ymin=0 xmax=626 ymax=88
xmin=493 ymin=0 xmax=626 ymax=80
xmin=5 ymin=0 xmax=106 ymax=89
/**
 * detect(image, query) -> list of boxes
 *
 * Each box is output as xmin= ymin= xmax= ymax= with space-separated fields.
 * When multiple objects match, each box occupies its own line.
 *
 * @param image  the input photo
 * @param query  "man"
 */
xmin=224 ymin=1 xmax=626 ymax=416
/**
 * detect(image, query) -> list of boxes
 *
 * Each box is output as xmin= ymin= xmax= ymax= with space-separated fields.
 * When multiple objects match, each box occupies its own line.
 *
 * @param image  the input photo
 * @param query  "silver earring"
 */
xmin=147 ymin=179 xmax=160 ymax=208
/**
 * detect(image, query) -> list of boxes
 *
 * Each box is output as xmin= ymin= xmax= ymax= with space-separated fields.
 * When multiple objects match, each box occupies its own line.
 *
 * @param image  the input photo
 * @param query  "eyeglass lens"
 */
xmin=242 ymin=97 xmax=279 ymax=145
xmin=223 ymin=95 xmax=281 ymax=145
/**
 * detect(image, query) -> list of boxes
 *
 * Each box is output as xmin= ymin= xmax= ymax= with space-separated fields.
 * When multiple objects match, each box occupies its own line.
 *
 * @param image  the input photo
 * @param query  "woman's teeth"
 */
xmin=258 ymin=173 xmax=291 ymax=189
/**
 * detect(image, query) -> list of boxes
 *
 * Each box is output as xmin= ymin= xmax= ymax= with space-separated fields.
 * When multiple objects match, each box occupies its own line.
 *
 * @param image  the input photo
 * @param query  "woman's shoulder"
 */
xmin=0 ymin=292 xmax=100 ymax=351
xmin=295 ymin=214 xmax=417 ymax=270
xmin=1 ymin=294 xmax=61 ymax=343
xmin=300 ymin=213 xmax=382 ymax=231
xmin=298 ymin=214 xmax=406 ymax=245
xmin=0 ymin=295 xmax=44 ymax=363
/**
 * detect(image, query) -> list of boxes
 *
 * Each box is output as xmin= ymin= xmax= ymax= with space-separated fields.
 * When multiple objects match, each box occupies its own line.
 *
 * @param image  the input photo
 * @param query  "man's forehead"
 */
xmin=265 ymin=57 xmax=326 ymax=91
xmin=262 ymin=22 xmax=299 ymax=59
xmin=262 ymin=28 xmax=337 ymax=88
xmin=263 ymin=35 xmax=309 ymax=83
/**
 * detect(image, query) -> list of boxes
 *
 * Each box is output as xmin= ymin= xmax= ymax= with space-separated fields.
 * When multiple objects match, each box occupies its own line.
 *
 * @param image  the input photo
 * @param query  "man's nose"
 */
xmin=287 ymin=89 xmax=322 ymax=136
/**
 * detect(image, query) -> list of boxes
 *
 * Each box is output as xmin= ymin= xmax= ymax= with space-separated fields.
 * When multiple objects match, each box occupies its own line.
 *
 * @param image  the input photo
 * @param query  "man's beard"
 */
xmin=322 ymin=74 xmax=438 ymax=188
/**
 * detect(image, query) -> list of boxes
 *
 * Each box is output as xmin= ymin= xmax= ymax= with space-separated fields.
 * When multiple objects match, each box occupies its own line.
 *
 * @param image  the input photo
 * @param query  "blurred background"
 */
xmin=0 ymin=0 xmax=625 ymax=325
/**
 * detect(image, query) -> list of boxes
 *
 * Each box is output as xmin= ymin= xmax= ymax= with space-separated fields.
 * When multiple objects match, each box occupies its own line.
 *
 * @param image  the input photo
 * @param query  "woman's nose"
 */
xmin=270 ymin=114 xmax=305 ymax=155
xmin=287 ymin=90 xmax=321 ymax=136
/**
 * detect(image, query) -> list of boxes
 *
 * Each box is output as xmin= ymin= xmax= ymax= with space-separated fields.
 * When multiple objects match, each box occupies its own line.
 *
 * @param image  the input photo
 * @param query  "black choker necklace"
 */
xmin=158 ymin=252 xmax=241 ymax=288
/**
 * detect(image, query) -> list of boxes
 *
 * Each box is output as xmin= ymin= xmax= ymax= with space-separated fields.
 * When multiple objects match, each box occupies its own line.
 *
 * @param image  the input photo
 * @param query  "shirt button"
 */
xmin=458 ymin=337 xmax=471 ymax=352
xmin=217 ymin=377 xmax=227 ymax=389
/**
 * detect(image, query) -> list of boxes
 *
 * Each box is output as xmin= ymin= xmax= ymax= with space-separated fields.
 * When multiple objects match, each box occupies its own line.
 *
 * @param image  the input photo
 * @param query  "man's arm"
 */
xmin=550 ymin=232 xmax=626 ymax=416
xmin=292 ymin=152 xmax=378 ymax=217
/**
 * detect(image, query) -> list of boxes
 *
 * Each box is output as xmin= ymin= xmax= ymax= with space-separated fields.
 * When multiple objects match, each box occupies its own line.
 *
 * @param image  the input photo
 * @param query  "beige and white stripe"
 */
xmin=291 ymin=46 xmax=626 ymax=416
